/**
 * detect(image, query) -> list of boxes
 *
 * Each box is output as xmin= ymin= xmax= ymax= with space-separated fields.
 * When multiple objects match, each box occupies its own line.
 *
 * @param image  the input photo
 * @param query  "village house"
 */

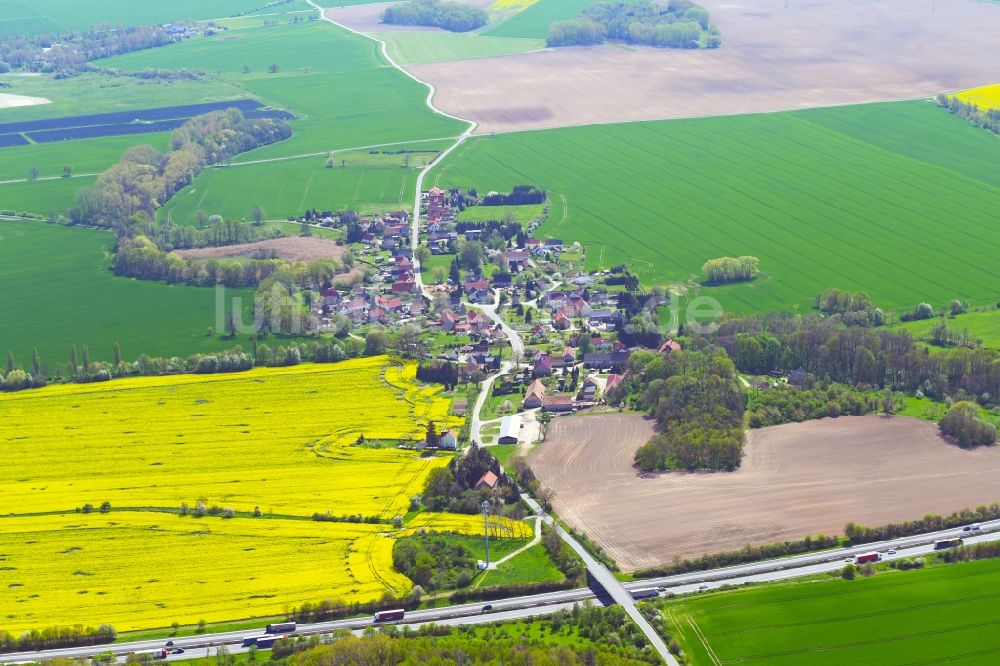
xmin=542 ymin=396 xmax=574 ymax=413
xmin=553 ymin=312 xmax=570 ymax=330
xmin=476 ymin=470 xmax=499 ymax=490
xmin=427 ymin=187 xmax=448 ymax=221
xmin=604 ymin=373 xmax=624 ymax=395
xmin=659 ymin=339 xmax=682 ymax=357
xmin=523 ymin=378 xmax=546 ymax=409
xmin=438 ymin=430 xmax=458 ymax=450
xmin=533 ymin=354 xmax=554 ymax=377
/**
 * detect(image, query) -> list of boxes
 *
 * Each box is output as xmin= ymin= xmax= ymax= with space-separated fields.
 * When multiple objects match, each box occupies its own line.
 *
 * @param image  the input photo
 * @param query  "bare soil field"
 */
xmin=326 ymin=0 xmax=495 ymax=34
xmin=531 ymin=414 xmax=1000 ymax=571
xmin=176 ymin=236 xmax=346 ymax=262
xmin=407 ymin=0 xmax=1000 ymax=133
xmin=0 ymin=93 xmax=50 ymax=109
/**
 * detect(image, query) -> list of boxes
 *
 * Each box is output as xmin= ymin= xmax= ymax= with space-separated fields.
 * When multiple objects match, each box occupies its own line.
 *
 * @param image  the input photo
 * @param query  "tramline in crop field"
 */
xmin=0 ymin=357 xmax=486 ymax=632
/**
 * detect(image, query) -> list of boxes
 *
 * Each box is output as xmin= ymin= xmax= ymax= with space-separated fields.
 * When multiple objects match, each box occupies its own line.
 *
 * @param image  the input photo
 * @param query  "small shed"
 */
xmin=498 ymin=414 xmax=522 ymax=445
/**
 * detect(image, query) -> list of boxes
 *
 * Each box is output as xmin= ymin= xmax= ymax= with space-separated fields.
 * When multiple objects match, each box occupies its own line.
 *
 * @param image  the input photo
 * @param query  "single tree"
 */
xmin=325 ymin=157 xmax=334 ymax=168
xmin=82 ymin=344 xmax=90 ymax=374
xmin=251 ymin=205 xmax=264 ymax=226
xmin=31 ymin=347 xmax=41 ymax=379
xmin=241 ymin=63 xmax=251 ymax=74
xmin=226 ymin=311 xmax=237 ymax=338
xmin=70 ymin=345 xmax=78 ymax=377
xmin=6 ymin=350 xmax=14 ymax=375
xmin=63 ymin=164 xmax=73 ymax=178
xmin=29 ymin=166 xmax=39 ymax=180
xmin=426 ymin=420 xmax=438 ymax=446
xmin=267 ymin=62 xmax=279 ymax=74
xmin=113 ymin=342 xmax=122 ymax=369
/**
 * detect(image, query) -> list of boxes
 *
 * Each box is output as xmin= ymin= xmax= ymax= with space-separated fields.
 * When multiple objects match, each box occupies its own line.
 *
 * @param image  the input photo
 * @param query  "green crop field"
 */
xmin=485 ymin=0 xmax=634 ymax=39
xmin=159 ymin=155 xmax=426 ymax=223
xmin=457 ymin=203 xmax=544 ymax=224
xmin=894 ymin=310 xmax=1000 ymax=350
xmin=665 ymin=557 xmax=1000 ymax=665
xmin=0 ymin=133 xmax=172 ymax=183
xmin=98 ymin=21 xmax=467 ymax=160
xmin=376 ymin=31 xmax=545 ymax=65
xmin=0 ymin=177 xmax=96 ymax=216
xmin=0 ymin=0 xmax=311 ymax=35
xmin=0 ymin=219 xmax=253 ymax=365
xmin=432 ymin=100 xmax=1000 ymax=314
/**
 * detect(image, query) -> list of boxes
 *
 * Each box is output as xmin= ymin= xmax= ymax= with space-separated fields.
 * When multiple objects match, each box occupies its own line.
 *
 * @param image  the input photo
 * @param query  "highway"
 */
xmin=7 ymin=523 xmax=999 ymax=663
xmin=5 ymin=521 xmax=996 ymax=664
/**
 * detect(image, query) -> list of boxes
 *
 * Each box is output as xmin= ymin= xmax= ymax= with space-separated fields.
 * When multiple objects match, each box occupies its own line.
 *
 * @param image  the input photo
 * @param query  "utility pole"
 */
xmin=482 ymin=499 xmax=491 ymax=569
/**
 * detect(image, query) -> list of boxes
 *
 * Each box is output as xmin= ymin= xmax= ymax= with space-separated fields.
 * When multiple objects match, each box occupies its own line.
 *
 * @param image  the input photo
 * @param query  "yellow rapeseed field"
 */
xmin=0 ymin=357 xmax=462 ymax=518
xmin=489 ymin=0 xmax=539 ymax=10
xmin=0 ymin=357 xmax=488 ymax=632
xmin=955 ymin=83 xmax=1000 ymax=110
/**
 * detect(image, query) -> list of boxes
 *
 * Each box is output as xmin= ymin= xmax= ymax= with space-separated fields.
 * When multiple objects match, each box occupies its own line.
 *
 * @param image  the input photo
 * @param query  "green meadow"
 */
xmin=159 ymin=152 xmax=432 ymax=223
xmin=485 ymin=0 xmax=627 ymax=39
xmin=0 ymin=0 xmax=312 ymax=35
xmin=0 ymin=220 xmax=253 ymax=366
xmin=431 ymin=100 xmax=1000 ymax=314
xmin=98 ymin=21 xmax=467 ymax=159
xmin=664 ymin=557 xmax=1000 ymax=665
xmin=376 ymin=31 xmax=545 ymax=65
xmin=894 ymin=310 xmax=1000 ymax=350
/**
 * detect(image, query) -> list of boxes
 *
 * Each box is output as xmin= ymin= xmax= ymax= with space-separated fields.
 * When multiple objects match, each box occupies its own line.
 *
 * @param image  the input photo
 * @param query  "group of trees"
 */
xmin=420 ymin=445 xmax=519 ymax=513
xmin=381 ymin=0 xmax=488 ymax=32
xmin=415 ymin=361 xmax=460 ymax=390
xmin=630 ymin=348 xmax=747 ymax=471
xmin=0 ymin=624 xmax=115 ymax=653
xmin=940 ymin=401 xmax=997 ymax=447
xmin=112 ymin=235 xmax=341 ymax=290
xmin=280 ymin=619 xmax=655 ymax=666
xmin=392 ymin=534 xmax=480 ymax=590
xmin=0 ymin=24 xmax=176 ymax=75
xmin=548 ymin=0 xmax=719 ymax=49
xmin=73 ymin=109 xmax=291 ymax=227
xmin=712 ymin=312 xmax=1000 ymax=408
xmin=481 ymin=184 xmax=546 ymax=206
xmin=746 ymin=383 xmax=881 ymax=428
xmin=701 ymin=255 xmax=759 ymax=285
xmin=124 ymin=216 xmax=284 ymax=251
xmin=938 ymin=94 xmax=1000 ymax=136
xmin=814 ymin=288 xmax=884 ymax=327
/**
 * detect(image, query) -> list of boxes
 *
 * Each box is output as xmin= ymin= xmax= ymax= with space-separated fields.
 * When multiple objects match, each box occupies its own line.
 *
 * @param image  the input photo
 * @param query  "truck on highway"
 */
xmin=373 ymin=609 xmax=406 ymax=623
xmin=266 ymin=622 xmax=296 ymax=634
xmin=855 ymin=552 xmax=882 ymax=565
xmin=243 ymin=635 xmax=284 ymax=648
xmin=134 ymin=649 xmax=168 ymax=660
xmin=934 ymin=538 xmax=964 ymax=550
xmin=630 ymin=587 xmax=661 ymax=600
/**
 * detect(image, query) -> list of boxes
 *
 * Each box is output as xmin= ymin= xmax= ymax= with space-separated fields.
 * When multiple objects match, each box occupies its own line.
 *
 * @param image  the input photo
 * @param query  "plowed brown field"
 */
xmin=530 ymin=414 xmax=1000 ymax=571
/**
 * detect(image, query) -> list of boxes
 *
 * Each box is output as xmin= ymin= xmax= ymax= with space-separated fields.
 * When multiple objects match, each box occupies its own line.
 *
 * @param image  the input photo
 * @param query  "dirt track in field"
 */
xmin=530 ymin=414 xmax=1000 ymax=571
xmin=405 ymin=0 xmax=1000 ymax=133
xmin=176 ymin=237 xmax=346 ymax=262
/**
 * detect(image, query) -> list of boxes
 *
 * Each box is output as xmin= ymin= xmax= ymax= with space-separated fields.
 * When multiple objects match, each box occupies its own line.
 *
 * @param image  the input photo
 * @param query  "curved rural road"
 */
xmin=300 ymin=7 xmax=672 ymax=662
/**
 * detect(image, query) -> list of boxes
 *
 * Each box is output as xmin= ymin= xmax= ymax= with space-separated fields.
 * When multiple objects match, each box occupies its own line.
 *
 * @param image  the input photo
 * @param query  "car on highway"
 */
xmin=698 ymin=584 xmax=709 ymax=591
xmin=172 ymin=648 xmax=185 ymax=655
xmin=963 ymin=523 xmax=981 ymax=532
xmin=887 ymin=549 xmax=897 ymax=555
xmin=165 ymin=641 xmax=174 ymax=647
xmin=844 ymin=557 xmax=854 ymax=563
xmin=481 ymin=604 xmax=493 ymax=612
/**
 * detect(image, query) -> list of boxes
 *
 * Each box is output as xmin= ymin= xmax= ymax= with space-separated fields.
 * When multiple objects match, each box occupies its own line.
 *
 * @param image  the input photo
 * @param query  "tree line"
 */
xmin=381 ymin=0 xmax=488 ymax=32
xmin=940 ymin=401 xmax=997 ymax=447
xmin=0 ymin=24 xmax=176 ymax=75
xmin=711 ymin=312 xmax=1000 ymax=408
xmin=938 ymin=94 xmax=1000 ymax=136
xmin=72 ymin=109 xmax=291 ymax=227
xmin=125 ymin=216 xmax=284 ymax=251
xmin=548 ymin=0 xmax=719 ymax=49
xmin=112 ymin=234 xmax=341 ymax=289
xmin=629 ymin=348 xmax=747 ymax=471
xmin=845 ymin=503 xmax=1000 ymax=544
xmin=0 ymin=624 xmax=115 ymax=654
